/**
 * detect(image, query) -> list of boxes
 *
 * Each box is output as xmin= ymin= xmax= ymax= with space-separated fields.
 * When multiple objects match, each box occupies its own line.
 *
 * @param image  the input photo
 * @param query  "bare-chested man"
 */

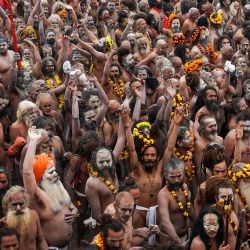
xmin=2 ymin=186 xmax=48 ymax=250
xmin=124 ymin=107 xmax=184 ymax=231
xmin=224 ymin=111 xmax=250 ymax=164
xmin=85 ymin=146 xmax=120 ymax=222
xmin=194 ymin=115 xmax=223 ymax=167
xmin=0 ymin=36 xmax=19 ymax=91
xmin=158 ymin=158 xmax=195 ymax=248
xmin=23 ymin=127 xmax=77 ymax=249
xmin=182 ymin=8 xmax=200 ymax=41
xmin=10 ymin=100 xmax=40 ymax=143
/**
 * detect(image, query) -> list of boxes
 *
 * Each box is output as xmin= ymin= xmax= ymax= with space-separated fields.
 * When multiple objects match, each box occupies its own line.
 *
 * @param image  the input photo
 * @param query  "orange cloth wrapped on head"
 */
xmin=33 ymin=153 xmax=54 ymax=182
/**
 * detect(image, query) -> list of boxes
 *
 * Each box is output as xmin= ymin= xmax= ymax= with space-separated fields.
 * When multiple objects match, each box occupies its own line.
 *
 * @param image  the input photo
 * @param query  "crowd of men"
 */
xmin=0 ymin=0 xmax=250 ymax=249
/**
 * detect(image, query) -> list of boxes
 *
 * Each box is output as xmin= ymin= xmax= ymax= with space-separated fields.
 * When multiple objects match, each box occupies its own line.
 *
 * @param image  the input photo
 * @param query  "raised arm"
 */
xmin=90 ymin=76 xmax=109 ymax=126
xmin=78 ymin=38 xmax=108 ymax=62
xmin=161 ymin=107 xmax=184 ymax=166
xmin=232 ymin=124 xmax=243 ymax=164
xmin=27 ymin=0 xmax=41 ymax=26
xmin=0 ymin=5 xmax=11 ymax=34
xmin=23 ymin=127 xmax=42 ymax=198
xmin=125 ymin=110 xmax=141 ymax=174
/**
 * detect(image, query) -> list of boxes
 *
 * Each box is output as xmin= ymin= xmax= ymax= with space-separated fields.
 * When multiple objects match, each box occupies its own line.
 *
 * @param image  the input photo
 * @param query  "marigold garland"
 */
xmin=132 ymin=124 xmax=155 ymax=153
xmin=172 ymin=33 xmax=187 ymax=46
xmin=45 ymin=74 xmax=64 ymax=111
xmin=228 ymin=164 xmax=250 ymax=241
xmin=105 ymin=36 xmax=113 ymax=52
xmin=119 ymin=146 xmax=130 ymax=160
xmin=197 ymin=43 xmax=217 ymax=65
xmin=96 ymin=233 xmax=105 ymax=250
xmin=184 ymin=59 xmax=204 ymax=73
xmin=171 ymin=94 xmax=190 ymax=118
xmin=210 ymin=12 xmax=223 ymax=25
xmin=87 ymin=164 xmax=118 ymax=195
xmin=170 ymin=188 xmax=191 ymax=217
xmin=190 ymin=26 xmax=207 ymax=44
xmin=108 ymin=78 xmax=125 ymax=98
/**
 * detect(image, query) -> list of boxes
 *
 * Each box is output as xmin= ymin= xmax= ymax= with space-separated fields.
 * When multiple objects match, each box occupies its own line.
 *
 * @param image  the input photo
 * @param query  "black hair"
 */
xmin=236 ymin=111 xmax=250 ymax=122
xmin=145 ymin=77 xmax=159 ymax=91
xmin=110 ymin=63 xmax=123 ymax=76
xmin=197 ymin=16 xmax=209 ymax=28
xmin=0 ymin=225 xmax=20 ymax=245
xmin=32 ymin=116 xmax=55 ymax=131
xmin=191 ymin=86 xmax=217 ymax=120
xmin=134 ymin=65 xmax=153 ymax=78
xmin=174 ymin=44 xmax=190 ymax=64
xmin=40 ymin=43 xmax=55 ymax=58
xmin=117 ymin=47 xmax=130 ymax=67
xmin=120 ymin=175 xmax=138 ymax=191
xmin=41 ymin=57 xmax=57 ymax=75
xmin=82 ymin=88 xmax=100 ymax=103
xmin=215 ymin=34 xmax=232 ymax=51
xmin=100 ymin=214 xmax=124 ymax=247
xmin=189 ymin=206 xmax=224 ymax=250
xmin=181 ymin=0 xmax=191 ymax=14
xmin=176 ymin=126 xmax=189 ymax=144
xmin=231 ymin=97 xmax=242 ymax=114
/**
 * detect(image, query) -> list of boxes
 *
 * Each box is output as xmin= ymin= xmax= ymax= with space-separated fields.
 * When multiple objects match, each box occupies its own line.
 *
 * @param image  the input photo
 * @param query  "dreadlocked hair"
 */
xmin=202 ymin=142 xmax=226 ymax=171
xmin=120 ymin=174 xmax=138 ymax=191
xmin=205 ymin=177 xmax=233 ymax=205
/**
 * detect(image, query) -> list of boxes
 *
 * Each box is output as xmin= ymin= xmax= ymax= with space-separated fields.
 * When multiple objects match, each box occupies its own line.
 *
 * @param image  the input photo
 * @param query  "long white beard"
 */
xmin=6 ymin=208 xmax=30 ymax=236
xmin=239 ymin=181 xmax=250 ymax=208
xmin=40 ymin=179 xmax=71 ymax=212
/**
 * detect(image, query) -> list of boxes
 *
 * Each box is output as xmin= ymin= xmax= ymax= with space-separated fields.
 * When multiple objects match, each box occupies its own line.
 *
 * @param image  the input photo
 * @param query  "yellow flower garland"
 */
xmin=96 ymin=233 xmax=105 ymax=250
xmin=171 ymin=94 xmax=190 ymax=118
xmin=45 ymin=74 xmax=64 ymax=111
xmin=119 ymin=147 xmax=130 ymax=160
xmin=87 ymin=164 xmax=118 ymax=195
xmin=228 ymin=164 xmax=250 ymax=241
xmin=105 ymin=36 xmax=113 ymax=52
xmin=170 ymin=188 xmax=191 ymax=217
xmin=210 ymin=12 xmax=223 ymax=25
xmin=109 ymin=78 xmax=125 ymax=98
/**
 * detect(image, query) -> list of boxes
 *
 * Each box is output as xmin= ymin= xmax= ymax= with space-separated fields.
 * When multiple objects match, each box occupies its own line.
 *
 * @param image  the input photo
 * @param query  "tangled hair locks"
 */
xmin=100 ymin=214 xmax=124 ymax=240
xmin=202 ymin=142 xmax=226 ymax=170
xmin=41 ymin=57 xmax=57 ymax=75
xmin=2 ymin=186 xmax=29 ymax=215
xmin=236 ymin=111 xmax=250 ymax=123
xmin=145 ymin=77 xmax=159 ymax=91
xmin=189 ymin=206 xmax=224 ymax=250
xmin=205 ymin=176 xmax=234 ymax=205
xmin=74 ymin=131 xmax=102 ymax=161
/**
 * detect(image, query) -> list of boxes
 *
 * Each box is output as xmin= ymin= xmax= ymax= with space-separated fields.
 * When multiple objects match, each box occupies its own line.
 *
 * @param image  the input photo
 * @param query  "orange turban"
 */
xmin=33 ymin=153 xmax=53 ymax=182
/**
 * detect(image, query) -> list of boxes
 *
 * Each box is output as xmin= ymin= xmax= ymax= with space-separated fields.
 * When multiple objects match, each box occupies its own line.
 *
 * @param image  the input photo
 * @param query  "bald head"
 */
xmin=189 ymin=7 xmax=200 ymax=20
xmin=116 ymin=191 xmax=134 ymax=204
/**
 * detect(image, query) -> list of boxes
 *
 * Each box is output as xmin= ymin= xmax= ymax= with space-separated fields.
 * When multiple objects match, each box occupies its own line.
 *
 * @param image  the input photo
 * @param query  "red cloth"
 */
xmin=8 ymin=137 xmax=26 ymax=157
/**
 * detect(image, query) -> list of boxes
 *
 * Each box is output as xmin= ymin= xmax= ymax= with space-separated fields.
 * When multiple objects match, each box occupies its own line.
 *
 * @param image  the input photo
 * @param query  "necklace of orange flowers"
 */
xmin=96 ymin=233 xmax=105 ymax=250
xmin=169 ymin=186 xmax=191 ymax=217
xmin=197 ymin=43 xmax=216 ymax=64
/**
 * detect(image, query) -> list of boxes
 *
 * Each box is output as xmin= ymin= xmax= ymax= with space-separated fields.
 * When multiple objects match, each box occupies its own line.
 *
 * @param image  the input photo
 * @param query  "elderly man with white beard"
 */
xmin=23 ymin=127 xmax=78 ymax=249
xmin=2 ymin=185 xmax=48 ymax=250
xmin=228 ymin=162 xmax=250 ymax=248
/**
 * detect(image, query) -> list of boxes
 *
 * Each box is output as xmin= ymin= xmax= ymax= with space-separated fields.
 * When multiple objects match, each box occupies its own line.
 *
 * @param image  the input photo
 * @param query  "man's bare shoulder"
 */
xmin=10 ymin=121 xmax=23 ymax=129
xmin=190 ymin=236 xmax=206 ymax=249
xmin=158 ymin=186 xmax=169 ymax=199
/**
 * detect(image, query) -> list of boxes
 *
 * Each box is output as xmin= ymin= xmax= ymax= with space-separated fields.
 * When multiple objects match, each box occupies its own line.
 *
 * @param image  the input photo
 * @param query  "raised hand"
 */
xmin=164 ymin=85 xmax=176 ymax=100
xmin=28 ymin=126 xmax=42 ymax=142
xmin=174 ymin=106 xmax=184 ymax=125
xmin=236 ymin=123 xmax=244 ymax=140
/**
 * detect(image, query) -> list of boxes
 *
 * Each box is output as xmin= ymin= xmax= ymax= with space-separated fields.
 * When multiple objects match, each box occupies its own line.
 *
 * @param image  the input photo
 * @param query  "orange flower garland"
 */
xmin=96 ymin=233 xmax=105 ymax=250
xmin=184 ymin=59 xmax=204 ymax=74
xmin=172 ymin=33 xmax=187 ymax=46
xmin=190 ymin=26 xmax=207 ymax=44
xmin=197 ymin=43 xmax=217 ymax=65
xmin=166 ymin=12 xmax=177 ymax=29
